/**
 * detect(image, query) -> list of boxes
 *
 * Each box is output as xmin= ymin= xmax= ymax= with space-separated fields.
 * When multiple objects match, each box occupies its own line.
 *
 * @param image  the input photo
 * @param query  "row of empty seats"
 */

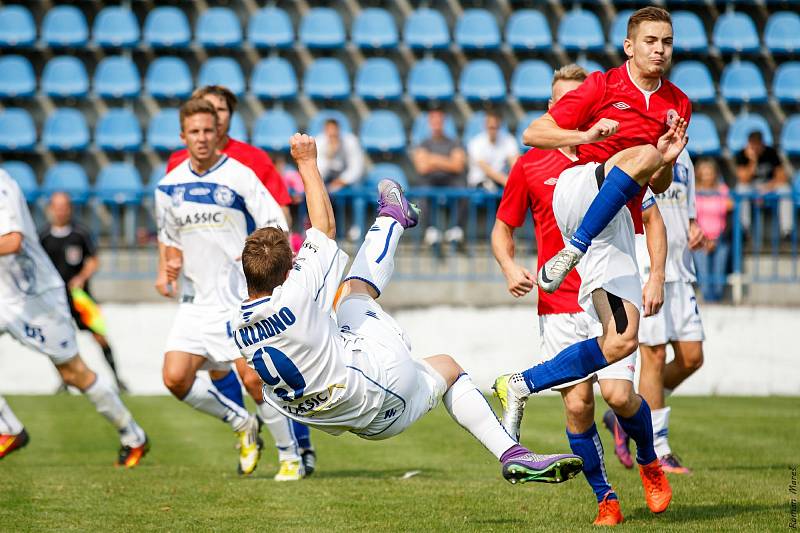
xmin=2 ymin=5 xmax=799 ymax=54
xmin=2 ymin=106 xmax=799 ymax=158
xmin=4 ymin=54 xmax=798 ymax=105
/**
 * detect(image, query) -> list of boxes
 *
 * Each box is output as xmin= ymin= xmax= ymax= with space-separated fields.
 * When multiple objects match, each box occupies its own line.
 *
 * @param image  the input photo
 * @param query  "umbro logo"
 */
xmin=612 ymin=102 xmax=631 ymax=110
xmin=544 ymin=177 xmax=558 ymax=186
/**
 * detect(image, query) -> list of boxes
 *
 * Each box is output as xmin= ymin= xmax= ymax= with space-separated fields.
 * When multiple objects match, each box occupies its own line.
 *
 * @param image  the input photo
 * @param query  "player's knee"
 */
xmin=563 ymin=394 xmax=593 ymax=422
xmin=56 ymin=356 xmax=94 ymax=390
xmin=631 ymin=145 xmax=663 ymax=174
xmin=162 ymin=365 xmax=192 ymax=398
xmin=424 ymin=354 xmax=463 ymax=387
xmin=604 ymin=388 xmax=635 ymax=413
xmin=679 ymin=349 xmax=704 ymax=373
xmin=602 ymin=335 xmax=638 ymax=362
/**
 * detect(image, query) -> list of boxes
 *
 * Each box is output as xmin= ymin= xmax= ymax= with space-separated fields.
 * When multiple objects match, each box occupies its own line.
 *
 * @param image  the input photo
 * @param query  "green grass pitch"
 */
xmin=1 ymin=395 xmax=796 ymax=532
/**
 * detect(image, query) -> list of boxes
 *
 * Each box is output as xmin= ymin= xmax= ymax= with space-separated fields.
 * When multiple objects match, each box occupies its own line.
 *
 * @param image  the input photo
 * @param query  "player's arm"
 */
xmin=290 ymin=133 xmax=335 ymax=239
xmin=0 ymin=191 xmax=23 ymax=255
xmin=491 ymin=220 xmax=534 ymax=298
xmin=641 ymin=199 xmax=666 ymax=317
xmin=0 ymin=232 xmax=22 ymax=255
xmin=684 ymin=154 xmax=705 ymax=250
xmin=523 ymin=113 xmax=619 ymax=149
xmin=154 ymin=189 xmax=182 ymax=297
xmin=68 ymin=230 xmax=99 ymax=290
xmin=650 ymin=116 xmax=690 ymax=194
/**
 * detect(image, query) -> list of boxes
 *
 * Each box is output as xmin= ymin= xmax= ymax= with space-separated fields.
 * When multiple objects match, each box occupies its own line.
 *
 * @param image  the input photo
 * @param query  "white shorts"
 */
xmin=538 ymin=312 xmax=636 ymax=390
xmin=165 ymin=303 xmax=240 ymax=369
xmin=639 ymin=281 xmax=706 ymax=346
xmin=553 ymin=162 xmax=642 ymax=320
xmin=0 ymin=288 xmax=78 ymax=365
xmin=337 ymin=295 xmax=447 ymax=440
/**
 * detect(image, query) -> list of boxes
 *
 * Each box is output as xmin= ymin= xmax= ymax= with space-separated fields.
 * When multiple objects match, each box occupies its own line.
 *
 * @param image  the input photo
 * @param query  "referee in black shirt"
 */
xmin=40 ymin=192 xmax=126 ymax=391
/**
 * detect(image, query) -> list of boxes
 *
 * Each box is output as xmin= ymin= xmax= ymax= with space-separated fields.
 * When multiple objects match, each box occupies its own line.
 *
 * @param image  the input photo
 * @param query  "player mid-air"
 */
xmin=0 ymin=169 xmax=149 ymax=466
xmin=231 ymin=133 xmax=584 ymax=485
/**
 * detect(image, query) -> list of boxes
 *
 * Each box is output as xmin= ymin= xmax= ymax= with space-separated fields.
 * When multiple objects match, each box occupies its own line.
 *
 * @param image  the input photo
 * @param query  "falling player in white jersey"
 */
xmin=155 ymin=98 xmax=302 ymax=480
xmin=0 ymin=169 xmax=149 ymax=465
xmin=231 ymin=133 xmax=584 ymax=485
xmin=604 ymin=149 xmax=705 ymax=474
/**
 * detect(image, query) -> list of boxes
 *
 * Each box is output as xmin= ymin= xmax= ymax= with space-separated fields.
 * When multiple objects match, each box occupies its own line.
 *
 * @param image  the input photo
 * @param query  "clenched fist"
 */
xmin=582 ymin=118 xmax=619 ymax=144
xmin=290 ymin=133 xmax=317 ymax=163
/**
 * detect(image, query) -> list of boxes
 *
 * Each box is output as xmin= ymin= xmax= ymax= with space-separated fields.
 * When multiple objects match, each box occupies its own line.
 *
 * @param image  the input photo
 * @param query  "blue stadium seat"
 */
xmin=0 ymin=108 xmax=36 ymax=151
xmin=41 ymin=56 xmax=89 ymax=98
xmin=94 ymin=56 xmax=140 ymax=99
xmin=0 ymin=5 xmax=36 ymax=48
xmin=144 ymin=7 xmax=191 ymax=48
xmin=352 ymin=8 xmax=398 ymax=50
xmin=411 ymin=112 xmax=457 ymax=145
xmin=0 ymin=55 xmax=35 ymax=98
xmin=505 ymin=9 xmax=551 ymax=51
xmin=713 ymin=12 xmax=759 ymax=54
xmin=300 ymin=8 xmax=345 ymax=49
xmin=670 ymin=61 xmax=715 ymax=104
xmin=517 ymin=111 xmax=544 ymax=151
xmin=404 ymin=8 xmax=449 ymax=50
xmin=727 ymin=114 xmax=773 ymax=153
xmin=304 ymin=58 xmax=350 ymax=100
xmin=456 ymin=9 xmax=501 ymax=51
xmin=511 ymin=60 xmax=553 ymax=103
xmin=198 ymin=58 xmax=245 ymax=97
xmin=610 ymin=11 xmax=634 ymax=51
xmin=355 ymin=58 xmax=402 ymax=102
xmin=95 ymin=109 xmax=141 ymax=152
xmin=720 ymin=62 xmax=767 ymax=104
xmin=365 ymin=163 xmax=409 ymax=190
xmin=92 ymin=6 xmax=139 ymax=48
xmin=2 ymin=161 xmax=38 ymax=202
xmin=146 ymin=57 xmax=192 ymax=100
xmin=148 ymin=109 xmax=182 ymax=152
xmin=463 ymin=111 xmax=509 ymax=144
xmin=43 ymin=109 xmax=89 ymax=152
xmin=360 ymin=111 xmax=405 ymax=154
xmin=229 ymin=112 xmax=248 ymax=142
xmin=408 ymin=58 xmax=454 ymax=102
xmin=248 ymin=7 xmax=293 ymax=49
xmin=309 ymin=110 xmax=352 ymax=136
xmin=253 ymin=110 xmax=297 ymax=152
xmin=197 ymin=7 xmax=242 ymax=49
xmin=686 ymin=114 xmax=721 ymax=156
xmin=765 ymin=12 xmax=800 ymax=54
xmin=251 ymin=57 xmax=297 ymax=100
xmin=460 ymin=60 xmax=506 ymax=102
xmin=781 ymin=115 xmax=800 ymax=156
xmin=773 ymin=62 xmax=800 ymax=103
xmin=95 ymin=163 xmax=143 ymax=205
xmin=42 ymin=5 xmax=88 ymax=48
xmin=558 ymin=10 xmax=604 ymax=52
xmin=577 ymin=58 xmax=604 ymax=73
xmin=672 ymin=11 xmax=708 ymax=54
xmin=42 ymin=162 xmax=90 ymax=204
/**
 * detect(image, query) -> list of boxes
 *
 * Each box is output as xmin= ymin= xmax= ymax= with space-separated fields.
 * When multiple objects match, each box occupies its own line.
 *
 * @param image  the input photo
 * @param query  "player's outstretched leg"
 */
xmin=0 ymin=395 xmax=29 ymax=460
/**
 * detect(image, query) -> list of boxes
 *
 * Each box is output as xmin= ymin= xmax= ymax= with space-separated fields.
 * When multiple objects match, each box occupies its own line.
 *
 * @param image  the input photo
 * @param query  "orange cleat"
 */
xmin=639 ymin=459 xmax=672 ymax=513
xmin=116 ymin=437 xmax=150 ymax=468
xmin=0 ymin=429 xmax=29 ymax=459
xmin=593 ymin=492 xmax=624 ymax=526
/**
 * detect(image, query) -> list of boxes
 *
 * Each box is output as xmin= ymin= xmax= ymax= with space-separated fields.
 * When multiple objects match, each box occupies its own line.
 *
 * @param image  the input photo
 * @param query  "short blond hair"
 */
xmin=552 ymin=64 xmax=589 ymax=87
xmin=179 ymin=98 xmax=218 ymax=131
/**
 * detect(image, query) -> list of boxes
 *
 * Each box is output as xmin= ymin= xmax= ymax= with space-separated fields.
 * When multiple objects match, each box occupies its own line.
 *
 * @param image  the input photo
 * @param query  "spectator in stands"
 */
xmin=693 ymin=159 xmax=733 ymax=302
xmin=735 ymin=130 xmax=792 ymax=237
xmin=315 ymin=118 xmax=365 ymax=192
xmin=467 ymin=111 xmax=519 ymax=191
xmin=412 ymin=109 xmax=468 ymax=246
xmin=40 ymin=192 xmax=126 ymax=391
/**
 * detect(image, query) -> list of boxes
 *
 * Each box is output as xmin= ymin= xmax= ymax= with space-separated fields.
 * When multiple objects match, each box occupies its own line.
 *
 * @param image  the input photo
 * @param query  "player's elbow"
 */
xmin=522 ymin=125 xmax=538 ymax=147
xmin=1 ymin=232 xmax=23 ymax=254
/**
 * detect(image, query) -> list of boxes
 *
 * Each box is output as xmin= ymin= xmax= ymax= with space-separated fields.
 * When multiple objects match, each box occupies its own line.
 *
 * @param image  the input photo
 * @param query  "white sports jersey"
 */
xmin=0 ymin=171 xmax=65 ymax=301
xmin=637 ymin=149 xmax=697 ymax=283
xmin=232 ymin=229 xmax=390 ymax=435
xmin=155 ymin=155 xmax=288 ymax=307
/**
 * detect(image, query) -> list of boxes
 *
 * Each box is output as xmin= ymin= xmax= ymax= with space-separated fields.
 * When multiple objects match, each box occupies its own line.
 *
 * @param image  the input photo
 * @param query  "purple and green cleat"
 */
xmin=501 ymin=445 xmax=583 ymax=484
xmin=377 ymin=179 xmax=419 ymax=229
xmin=603 ymin=409 xmax=634 ymax=469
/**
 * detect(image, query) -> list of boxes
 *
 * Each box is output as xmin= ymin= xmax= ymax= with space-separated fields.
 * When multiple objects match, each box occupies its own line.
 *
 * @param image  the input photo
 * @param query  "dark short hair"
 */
xmin=627 ymin=7 xmax=672 ymax=39
xmin=485 ymin=110 xmax=502 ymax=122
xmin=179 ymin=98 xmax=218 ymax=131
xmin=748 ymin=131 xmax=764 ymax=143
xmin=192 ymin=85 xmax=238 ymax=113
xmin=324 ymin=118 xmax=340 ymax=127
xmin=242 ymin=227 xmax=293 ymax=296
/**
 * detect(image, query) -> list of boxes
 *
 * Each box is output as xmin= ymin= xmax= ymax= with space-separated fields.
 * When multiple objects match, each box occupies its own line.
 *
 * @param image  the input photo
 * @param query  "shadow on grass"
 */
xmin=703 ymin=464 xmax=793 ymax=472
xmin=626 ymin=501 xmax=784 ymax=523
xmin=314 ymin=468 xmax=443 ymax=480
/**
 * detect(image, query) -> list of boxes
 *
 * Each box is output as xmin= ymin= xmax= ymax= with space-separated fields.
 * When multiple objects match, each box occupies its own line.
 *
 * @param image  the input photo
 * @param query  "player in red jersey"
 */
xmin=493 ymin=65 xmax=671 ymax=524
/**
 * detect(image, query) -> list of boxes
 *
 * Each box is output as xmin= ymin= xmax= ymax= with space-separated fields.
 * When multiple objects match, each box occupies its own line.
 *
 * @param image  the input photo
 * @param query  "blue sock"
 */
xmin=567 ymin=424 xmax=617 ymax=502
xmin=211 ymin=370 xmax=244 ymax=409
xmin=569 ymin=166 xmax=642 ymax=253
xmin=522 ymin=338 xmax=608 ymax=393
xmin=292 ymin=420 xmax=312 ymax=450
xmin=616 ymin=396 xmax=658 ymax=465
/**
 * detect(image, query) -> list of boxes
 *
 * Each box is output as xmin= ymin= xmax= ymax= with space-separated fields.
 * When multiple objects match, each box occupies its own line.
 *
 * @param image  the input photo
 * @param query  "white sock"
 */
xmin=0 ymin=395 xmax=24 ymax=435
xmin=344 ymin=216 xmax=404 ymax=296
xmin=84 ymin=374 xmax=146 ymax=447
xmin=443 ymin=373 xmax=517 ymax=459
xmin=182 ymin=375 xmax=249 ymax=432
xmin=256 ymin=401 xmax=300 ymax=462
xmin=651 ymin=406 xmax=672 ymax=457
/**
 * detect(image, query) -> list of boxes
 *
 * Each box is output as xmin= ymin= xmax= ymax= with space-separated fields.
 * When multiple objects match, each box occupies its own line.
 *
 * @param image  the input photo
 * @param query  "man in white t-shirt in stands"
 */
xmin=467 ymin=111 xmax=519 ymax=192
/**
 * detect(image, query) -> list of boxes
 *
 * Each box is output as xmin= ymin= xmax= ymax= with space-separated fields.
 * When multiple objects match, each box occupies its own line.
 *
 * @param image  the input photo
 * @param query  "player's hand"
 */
xmin=688 ymin=220 xmax=705 ymax=250
xmin=67 ymin=276 xmax=86 ymax=290
xmin=503 ymin=263 xmax=536 ymax=298
xmin=582 ymin=118 xmax=619 ymax=144
xmin=656 ymin=116 xmax=688 ymax=164
xmin=155 ymin=268 xmax=176 ymax=298
xmin=290 ymin=133 xmax=317 ymax=163
xmin=641 ymin=278 xmax=664 ymax=317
